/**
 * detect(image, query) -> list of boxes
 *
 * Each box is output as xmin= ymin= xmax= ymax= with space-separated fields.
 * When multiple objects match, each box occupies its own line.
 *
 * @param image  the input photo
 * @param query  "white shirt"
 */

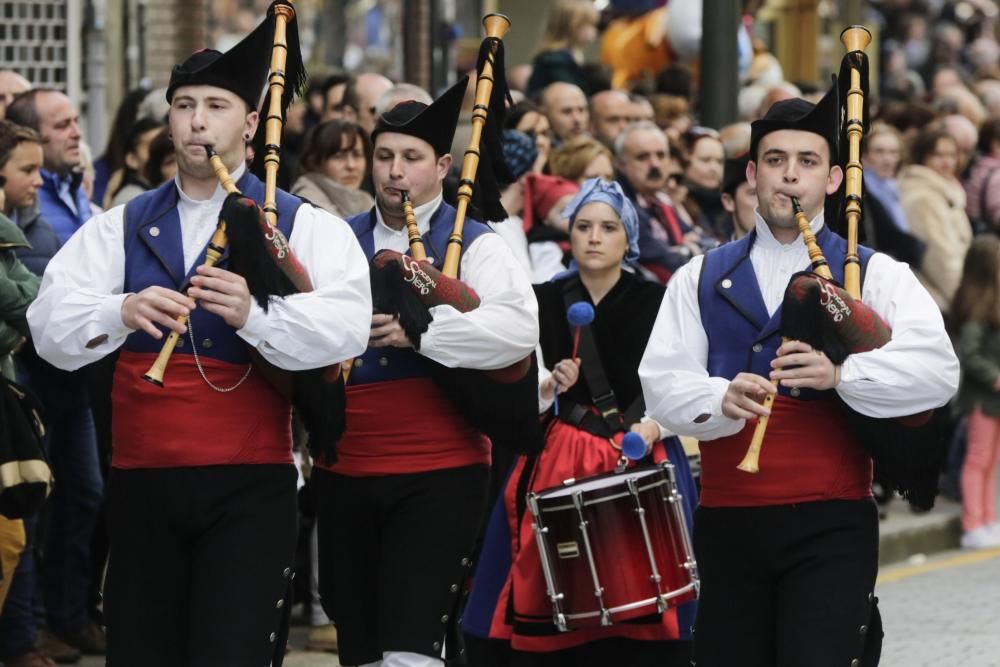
xmin=373 ymin=193 xmax=539 ymax=370
xmin=638 ymin=211 xmax=960 ymax=441
xmin=27 ymin=164 xmax=373 ymax=372
xmin=488 ymin=215 xmax=532 ymax=277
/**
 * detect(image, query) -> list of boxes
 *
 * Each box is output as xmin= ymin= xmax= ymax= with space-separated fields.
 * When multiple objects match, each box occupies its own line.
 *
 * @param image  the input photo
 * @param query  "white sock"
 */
xmin=380 ymin=651 xmax=444 ymax=667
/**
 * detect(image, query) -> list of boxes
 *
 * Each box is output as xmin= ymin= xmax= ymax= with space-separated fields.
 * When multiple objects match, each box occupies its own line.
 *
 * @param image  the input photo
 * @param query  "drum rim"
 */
xmin=534 ymin=479 xmax=670 ymax=512
xmin=560 ymin=582 xmax=699 ymax=623
xmin=532 ymin=462 xmax=675 ymax=501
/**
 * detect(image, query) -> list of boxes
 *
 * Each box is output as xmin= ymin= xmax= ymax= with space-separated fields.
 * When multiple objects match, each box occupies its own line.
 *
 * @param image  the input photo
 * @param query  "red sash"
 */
xmin=700 ymin=395 xmax=872 ymax=507
xmin=112 ymin=351 xmax=292 ymax=469
xmin=322 ymin=377 xmax=490 ymax=476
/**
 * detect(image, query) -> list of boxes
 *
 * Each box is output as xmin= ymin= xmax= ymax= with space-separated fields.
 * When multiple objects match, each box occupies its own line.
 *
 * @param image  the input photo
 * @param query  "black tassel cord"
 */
xmin=469 ymin=37 xmax=514 ymax=224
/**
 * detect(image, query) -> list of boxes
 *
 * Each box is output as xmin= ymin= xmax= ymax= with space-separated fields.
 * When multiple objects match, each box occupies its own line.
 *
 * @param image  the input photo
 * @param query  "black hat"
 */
xmin=371 ymin=77 xmax=468 ymax=157
xmin=749 ymin=80 xmax=840 ymax=164
xmin=167 ymin=45 xmax=267 ymax=112
xmin=722 ymin=152 xmax=751 ymax=196
xmin=166 ymin=1 xmax=304 ymax=112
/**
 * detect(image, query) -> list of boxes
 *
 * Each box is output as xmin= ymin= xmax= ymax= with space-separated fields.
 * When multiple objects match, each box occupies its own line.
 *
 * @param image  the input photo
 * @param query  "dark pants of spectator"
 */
xmin=0 ymin=357 xmax=102 ymax=655
xmin=104 ymin=464 xmax=297 ymax=667
xmin=691 ymin=499 xmax=883 ymax=667
xmin=313 ymin=465 xmax=489 ymax=666
xmin=42 ymin=392 xmax=103 ymax=636
xmin=0 ymin=515 xmax=39 ymax=660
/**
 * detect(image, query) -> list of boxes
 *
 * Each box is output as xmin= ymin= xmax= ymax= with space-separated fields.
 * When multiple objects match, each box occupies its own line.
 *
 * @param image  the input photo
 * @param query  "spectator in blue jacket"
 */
xmin=6 ymin=89 xmax=91 ymax=244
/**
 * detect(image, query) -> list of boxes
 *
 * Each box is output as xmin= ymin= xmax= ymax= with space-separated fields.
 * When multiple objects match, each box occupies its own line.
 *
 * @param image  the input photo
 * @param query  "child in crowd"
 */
xmin=953 ymin=236 xmax=1000 ymax=549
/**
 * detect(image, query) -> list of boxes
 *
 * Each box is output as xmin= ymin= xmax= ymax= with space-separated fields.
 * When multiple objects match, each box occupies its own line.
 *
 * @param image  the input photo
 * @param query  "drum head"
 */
xmin=538 ymin=465 xmax=669 ymax=500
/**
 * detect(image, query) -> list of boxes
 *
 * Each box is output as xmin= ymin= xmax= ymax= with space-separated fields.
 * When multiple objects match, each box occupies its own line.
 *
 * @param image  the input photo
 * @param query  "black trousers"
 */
xmin=314 ymin=465 xmax=489 ymax=666
xmin=692 ymin=499 xmax=883 ymax=667
xmin=104 ymin=464 xmax=298 ymax=667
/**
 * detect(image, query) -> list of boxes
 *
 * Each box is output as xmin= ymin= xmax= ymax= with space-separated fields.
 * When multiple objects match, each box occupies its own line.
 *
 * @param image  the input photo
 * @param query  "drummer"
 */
xmin=464 ymin=178 xmax=698 ymax=667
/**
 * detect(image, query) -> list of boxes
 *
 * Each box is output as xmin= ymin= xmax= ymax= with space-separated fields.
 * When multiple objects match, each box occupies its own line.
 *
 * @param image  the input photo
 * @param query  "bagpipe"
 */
xmin=366 ymin=14 xmax=542 ymax=455
xmin=737 ymin=26 xmax=947 ymax=510
xmin=141 ymin=1 xmax=346 ymax=463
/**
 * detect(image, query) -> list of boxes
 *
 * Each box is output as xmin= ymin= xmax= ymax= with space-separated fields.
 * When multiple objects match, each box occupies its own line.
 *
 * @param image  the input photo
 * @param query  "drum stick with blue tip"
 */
xmin=621 ymin=431 xmax=650 ymax=461
xmin=554 ymin=301 xmax=595 ymax=416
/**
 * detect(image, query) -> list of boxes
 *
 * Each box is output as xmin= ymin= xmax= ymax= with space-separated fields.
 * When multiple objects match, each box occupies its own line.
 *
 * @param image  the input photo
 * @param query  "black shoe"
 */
xmin=54 ymin=621 xmax=106 ymax=656
xmin=37 ymin=630 xmax=81 ymax=665
xmin=6 ymin=650 xmax=59 ymax=667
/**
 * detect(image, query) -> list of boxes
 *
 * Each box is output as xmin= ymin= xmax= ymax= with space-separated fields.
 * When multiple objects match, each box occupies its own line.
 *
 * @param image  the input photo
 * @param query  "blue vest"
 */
xmin=121 ymin=173 xmax=301 ymax=365
xmin=697 ymin=225 xmax=874 ymax=400
xmin=345 ymin=202 xmax=492 ymax=386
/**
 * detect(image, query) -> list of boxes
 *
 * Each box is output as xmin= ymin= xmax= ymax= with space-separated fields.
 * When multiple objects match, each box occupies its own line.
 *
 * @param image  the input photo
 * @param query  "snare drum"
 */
xmin=527 ymin=462 xmax=698 ymax=632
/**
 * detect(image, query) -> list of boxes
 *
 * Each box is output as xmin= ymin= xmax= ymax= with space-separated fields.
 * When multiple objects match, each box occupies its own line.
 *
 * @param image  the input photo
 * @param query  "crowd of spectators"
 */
xmin=0 ymin=0 xmax=998 ymax=662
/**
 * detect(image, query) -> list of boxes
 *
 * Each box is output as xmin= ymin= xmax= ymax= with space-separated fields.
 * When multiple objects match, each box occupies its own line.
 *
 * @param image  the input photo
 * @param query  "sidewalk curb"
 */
xmin=878 ymin=502 xmax=962 ymax=567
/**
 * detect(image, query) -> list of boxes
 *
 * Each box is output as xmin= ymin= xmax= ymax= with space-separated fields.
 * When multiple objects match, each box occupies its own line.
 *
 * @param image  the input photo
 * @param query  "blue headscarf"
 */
xmin=501 ymin=129 xmax=538 ymax=182
xmin=560 ymin=177 xmax=640 ymax=263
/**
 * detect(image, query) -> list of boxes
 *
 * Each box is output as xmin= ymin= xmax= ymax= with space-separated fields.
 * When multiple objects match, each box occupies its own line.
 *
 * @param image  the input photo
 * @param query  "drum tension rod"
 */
xmin=573 ymin=491 xmax=611 ymax=626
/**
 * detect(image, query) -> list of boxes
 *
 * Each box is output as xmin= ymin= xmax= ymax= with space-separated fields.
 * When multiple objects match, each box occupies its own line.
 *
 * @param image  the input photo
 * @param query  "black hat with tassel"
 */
xmin=468 ymin=28 xmax=515 ymax=222
xmin=166 ymin=1 xmax=307 ymax=111
xmin=372 ymin=77 xmax=469 ymax=158
xmin=749 ymin=78 xmax=840 ymax=164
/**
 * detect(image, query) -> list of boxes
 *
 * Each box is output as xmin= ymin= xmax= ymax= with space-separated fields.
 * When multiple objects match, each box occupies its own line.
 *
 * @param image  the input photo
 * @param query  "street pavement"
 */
xmin=76 ymin=548 xmax=1000 ymax=666
xmin=877 ymin=547 xmax=1000 ymax=667
xmin=283 ymin=629 xmax=341 ymax=666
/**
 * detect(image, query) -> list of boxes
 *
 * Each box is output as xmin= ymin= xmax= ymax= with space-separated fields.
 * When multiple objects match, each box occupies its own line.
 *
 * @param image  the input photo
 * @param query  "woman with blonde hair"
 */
xmin=899 ymin=125 xmax=973 ymax=313
xmin=679 ymin=127 xmax=728 ymax=241
xmin=861 ymin=121 xmax=927 ymax=267
xmin=548 ymin=135 xmax=614 ymax=184
xmin=527 ymin=0 xmax=600 ymax=96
